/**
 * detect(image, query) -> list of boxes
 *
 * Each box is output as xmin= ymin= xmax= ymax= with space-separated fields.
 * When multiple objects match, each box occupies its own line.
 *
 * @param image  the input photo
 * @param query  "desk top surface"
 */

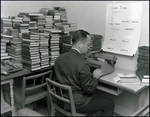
xmin=99 ymin=67 xmax=147 ymax=93
xmin=1 ymin=66 xmax=54 ymax=81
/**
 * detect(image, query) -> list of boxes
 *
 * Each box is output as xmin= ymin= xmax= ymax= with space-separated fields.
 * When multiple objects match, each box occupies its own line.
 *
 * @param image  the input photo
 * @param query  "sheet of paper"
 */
xmin=116 ymin=73 xmax=125 ymax=77
xmin=102 ymin=3 xmax=143 ymax=56
xmin=113 ymin=76 xmax=121 ymax=82
xmin=126 ymin=73 xmax=136 ymax=77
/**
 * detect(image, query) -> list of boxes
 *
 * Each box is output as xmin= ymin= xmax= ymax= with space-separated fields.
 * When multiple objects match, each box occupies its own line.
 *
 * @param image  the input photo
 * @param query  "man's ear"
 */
xmin=78 ymin=42 xmax=83 ymax=48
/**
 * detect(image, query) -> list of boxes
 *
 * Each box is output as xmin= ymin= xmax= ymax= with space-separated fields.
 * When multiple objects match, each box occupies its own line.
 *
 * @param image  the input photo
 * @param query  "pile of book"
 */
xmin=22 ymin=32 xmax=41 ymax=71
xmin=45 ymin=15 xmax=53 ymax=29
xmin=1 ymin=34 xmax=12 ymax=60
xmin=30 ymin=14 xmax=46 ymax=30
xmin=90 ymin=34 xmax=103 ymax=51
xmin=1 ymin=17 xmax=13 ymax=35
xmin=7 ymin=39 xmax=22 ymax=62
xmin=38 ymin=32 xmax=50 ymax=69
xmin=69 ymin=23 xmax=77 ymax=32
xmin=43 ymin=28 xmax=62 ymax=65
xmin=60 ymin=35 xmax=72 ymax=54
xmin=1 ymin=7 xmax=78 ymax=69
xmin=136 ymin=46 xmax=149 ymax=86
xmin=53 ymin=7 xmax=68 ymax=23
xmin=39 ymin=8 xmax=49 ymax=15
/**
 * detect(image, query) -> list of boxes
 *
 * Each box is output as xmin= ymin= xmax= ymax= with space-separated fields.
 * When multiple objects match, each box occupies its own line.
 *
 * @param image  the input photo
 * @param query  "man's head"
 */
xmin=72 ymin=30 xmax=92 ymax=54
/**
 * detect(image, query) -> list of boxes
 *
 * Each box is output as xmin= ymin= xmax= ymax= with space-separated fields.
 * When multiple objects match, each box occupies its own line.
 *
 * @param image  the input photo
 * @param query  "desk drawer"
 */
xmin=97 ymin=82 xmax=124 ymax=96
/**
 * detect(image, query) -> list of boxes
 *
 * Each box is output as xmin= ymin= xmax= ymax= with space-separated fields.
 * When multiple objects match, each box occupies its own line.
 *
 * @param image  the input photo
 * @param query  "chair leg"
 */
xmin=47 ymin=98 xmax=55 ymax=116
xmin=50 ymin=107 xmax=55 ymax=116
xmin=33 ymin=102 xmax=37 ymax=109
xmin=47 ymin=96 xmax=51 ymax=116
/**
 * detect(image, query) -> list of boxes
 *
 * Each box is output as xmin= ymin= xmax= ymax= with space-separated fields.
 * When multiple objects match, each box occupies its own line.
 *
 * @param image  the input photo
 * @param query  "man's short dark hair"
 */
xmin=72 ymin=29 xmax=90 ymax=44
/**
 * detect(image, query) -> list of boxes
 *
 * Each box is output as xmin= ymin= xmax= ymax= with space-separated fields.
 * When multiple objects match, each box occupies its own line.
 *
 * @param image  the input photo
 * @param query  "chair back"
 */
xmin=21 ymin=70 xmax=53 ymax=108
xmin=46 ymin=78 xmax=78 ymax=116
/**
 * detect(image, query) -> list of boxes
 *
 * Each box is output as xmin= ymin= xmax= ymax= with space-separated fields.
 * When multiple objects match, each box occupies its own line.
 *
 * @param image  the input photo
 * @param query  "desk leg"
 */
xmin=9 ymin=81 xmax=16 ymax=116
xmin=138 ymin=87 xmax=147 ymax=116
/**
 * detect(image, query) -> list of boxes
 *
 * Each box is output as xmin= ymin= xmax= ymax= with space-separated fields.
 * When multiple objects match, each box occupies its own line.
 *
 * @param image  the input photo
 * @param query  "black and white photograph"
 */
xmin=1 ymin=1 xmax=149 ymax=116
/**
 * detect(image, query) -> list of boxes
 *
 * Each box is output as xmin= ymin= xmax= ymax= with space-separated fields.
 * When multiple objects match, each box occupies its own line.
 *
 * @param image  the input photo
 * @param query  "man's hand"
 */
xmin=93 ymin=69 xmax=103 ymax=79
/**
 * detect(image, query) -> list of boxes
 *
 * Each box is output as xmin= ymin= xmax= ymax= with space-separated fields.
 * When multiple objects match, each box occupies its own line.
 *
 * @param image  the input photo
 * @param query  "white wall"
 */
xmin=1 ymin=1 xmax=149 ymax=71
xmin=1 ymin=1 xmax=53 ymax=17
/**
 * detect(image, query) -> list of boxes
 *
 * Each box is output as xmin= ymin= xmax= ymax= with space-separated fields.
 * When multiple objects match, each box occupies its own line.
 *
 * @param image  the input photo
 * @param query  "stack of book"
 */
xmin=47 ymin=9 xmax=55 ymax=16
xmin=53 ymin=8 xmax=62 ymax=27
xmin=53 ymin=7 xmax=68 ymax=23
xmin=11 ymin=16 xmax=23 ymax=35
xmin=29 ymin=21 xmax=38 ymax=32
xmin=7 ymin=39 xmax=22 ymax=62
xmin=39 ymin=8 xmax=49 ymax=15
xmin=136 ymin=46 xmax=149 ymax=86
xmin=69 ymin=23 xmax=77 ymax=31
xmin=22 ymin=32 xmax=41 ymax=71
xmin=136 ymin=69 xmax=149 ymax=86
xmin=11 ymin=16 xmax=23 ymax=24
xmin=31 ymin=31 xmax=50 ymax=69
xmin=61 ymin=23 xmax=71 ymax=34
xmin=18 ymin=12 xmax=30 ymax=17
xmin=1 ymin=17 xmax=13 ymax=35
xmin=90 ymin=34 xmax=103 ymax=51
xmin=7 ymin=28 xmax=20 ymax=40
xmin=18 ymin=12 xmax=31 ymax=24
xmin=45 ymin=15 xmax=53 ymax=29
xmin=43 ymin=28 xmax=62 ymax=65
xmin=19 ymin=23 xmax=30 ymax=34
xmin=30 ymin=15 xmax=46 ymax=29
xmin=1 ymin=34 xmax=12 ymax=60
xmin=60 ymin=35 xmax=72 ymax=54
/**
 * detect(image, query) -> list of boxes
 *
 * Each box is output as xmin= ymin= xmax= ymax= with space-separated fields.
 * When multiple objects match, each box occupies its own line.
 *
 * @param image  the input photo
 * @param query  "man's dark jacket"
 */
xmin=54 ymin=49 xmax=98 ymax=110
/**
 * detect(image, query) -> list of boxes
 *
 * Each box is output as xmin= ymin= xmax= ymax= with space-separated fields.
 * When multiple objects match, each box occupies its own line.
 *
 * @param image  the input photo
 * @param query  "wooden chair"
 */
xmin=13 ymin=70 xmax=53 ymax=109
xmin=46 ymin=78 xmax=90 ymax=116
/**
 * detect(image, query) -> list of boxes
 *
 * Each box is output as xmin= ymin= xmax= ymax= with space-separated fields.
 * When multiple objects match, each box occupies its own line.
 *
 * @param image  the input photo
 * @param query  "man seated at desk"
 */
xmin=54 ymin=29 xmax=115 ymax=116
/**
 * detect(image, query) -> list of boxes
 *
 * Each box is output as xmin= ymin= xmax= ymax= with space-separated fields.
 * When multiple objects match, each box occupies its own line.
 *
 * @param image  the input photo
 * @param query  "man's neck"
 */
xmin=72 ymin=47 xmax=81 ymax=54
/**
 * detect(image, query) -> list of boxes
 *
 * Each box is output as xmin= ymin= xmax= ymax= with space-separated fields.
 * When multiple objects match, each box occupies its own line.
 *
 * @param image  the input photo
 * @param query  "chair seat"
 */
xmin=14 ymin=85 xmax=47 ymax=105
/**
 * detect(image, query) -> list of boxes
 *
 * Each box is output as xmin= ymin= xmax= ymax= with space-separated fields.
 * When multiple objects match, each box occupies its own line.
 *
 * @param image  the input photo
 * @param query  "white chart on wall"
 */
xmin=102 ymin=3 xmax=143 ymax=56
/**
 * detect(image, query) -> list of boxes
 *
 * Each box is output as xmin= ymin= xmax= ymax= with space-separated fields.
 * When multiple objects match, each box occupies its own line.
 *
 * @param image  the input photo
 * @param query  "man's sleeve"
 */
xmin=79 ymin=63 xmax=98 ymax=94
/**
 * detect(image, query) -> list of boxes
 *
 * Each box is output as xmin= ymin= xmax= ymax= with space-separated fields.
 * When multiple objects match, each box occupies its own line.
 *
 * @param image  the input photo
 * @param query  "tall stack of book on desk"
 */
xmin=37 ymin=32 xmax=50 ymax=69
xmin=136 ymin=46 xmax=149 ymax=86
xmin=43 ymin=28 xmax=62 ymax=65
xmin=22 ymin=32 xmax=41 ymax=71
xmin=1 ymin=7 xmax=78 ymax=67
xmin=60 ymin=35 xmax=72 ymax=54
xmin=90 ymin=34 xmax=103 ymax=51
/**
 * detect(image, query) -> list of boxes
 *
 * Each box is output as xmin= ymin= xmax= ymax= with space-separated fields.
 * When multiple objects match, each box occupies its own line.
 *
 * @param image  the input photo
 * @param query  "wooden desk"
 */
xmin=1 ymin=66 xmax=54 ymax=82
xmin=1 ymin=66 xmax=53 ymax=116
xmin=97 ymin=67 xmax=149 ymax=116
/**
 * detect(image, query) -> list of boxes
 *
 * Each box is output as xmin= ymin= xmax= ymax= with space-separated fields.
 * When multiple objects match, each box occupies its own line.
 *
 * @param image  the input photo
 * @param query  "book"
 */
xmin=138 ymin=69 xmax=149 ymax=78
xmin=1 ymin=55 xmax=11 ymax=60
xmin=136 ymin=70 xmax=149 ymax=86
